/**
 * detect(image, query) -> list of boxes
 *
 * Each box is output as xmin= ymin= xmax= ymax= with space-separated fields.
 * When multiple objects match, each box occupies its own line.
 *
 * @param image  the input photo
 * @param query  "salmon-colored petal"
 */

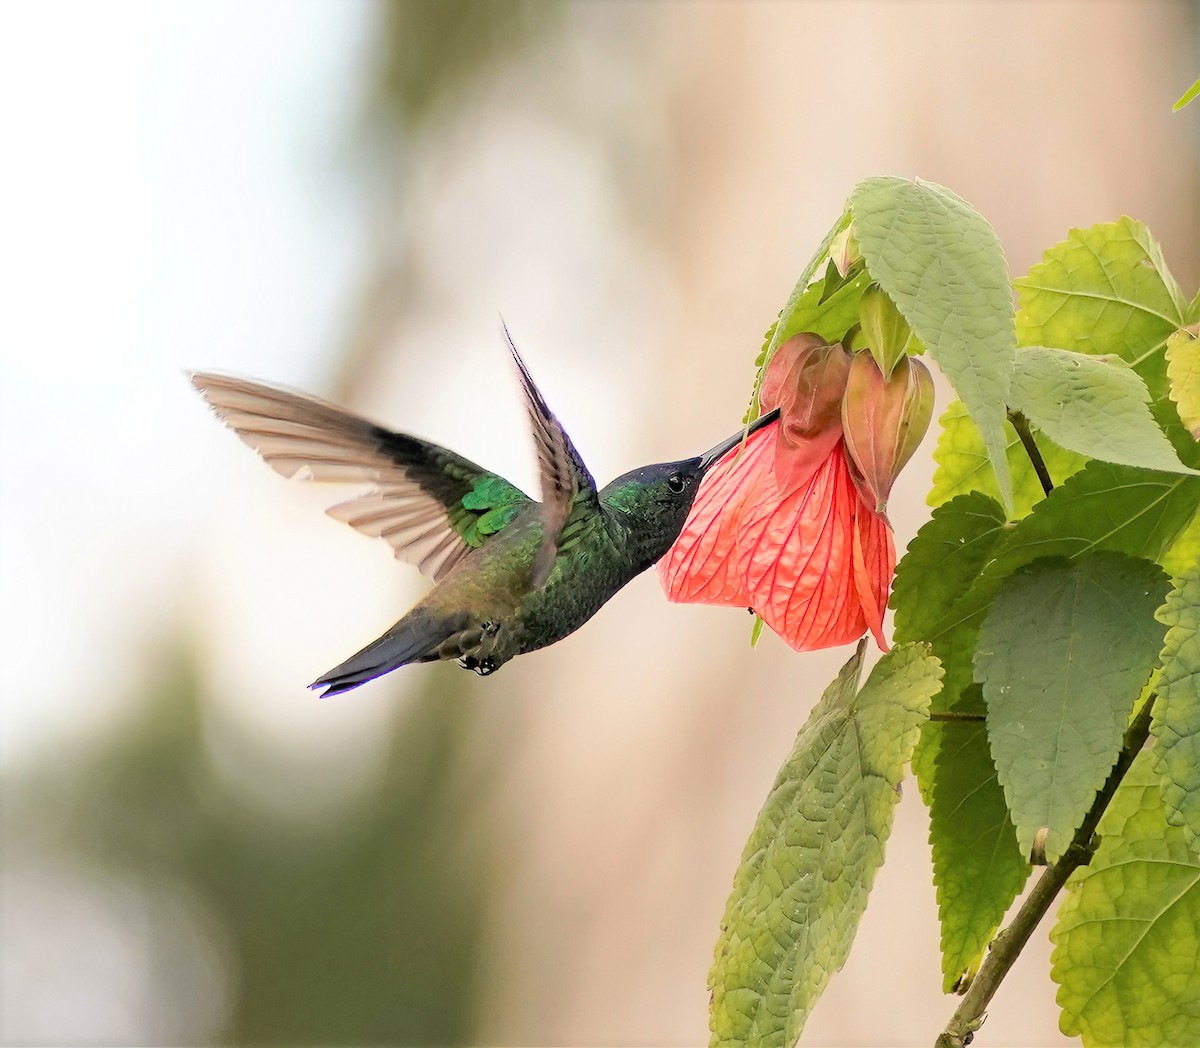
xmin=741 ymin=444 xmax=877 ymax=651
xmin=657 ymin=422 xmax=775 ymax=606
xmin=851 ymin=496 xmax=894 ymax=651
xmin=661 ymin=427 xmax=896 ymax=654
xmin=774 ymin=426 xmax=844 ymax=496
xmin=760 ymin=335 xmax=852 ymax=497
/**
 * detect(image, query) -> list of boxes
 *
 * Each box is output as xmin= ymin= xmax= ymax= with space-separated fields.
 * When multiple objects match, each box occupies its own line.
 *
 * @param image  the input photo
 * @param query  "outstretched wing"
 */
xmin=191 ymin=373 xmax=531 ymax=581
xmin=502 ymin=325 xmax=597 ymax=587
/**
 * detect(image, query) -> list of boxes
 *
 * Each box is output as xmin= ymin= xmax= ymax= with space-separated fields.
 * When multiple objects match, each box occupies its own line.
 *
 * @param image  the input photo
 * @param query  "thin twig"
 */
xmin=934 ymin=694 xmax=1157 ymax=1048
xmin=1007 ymin=411 xmax=1054 ymax=497
xmin=928 ymin=711 xmax=987 ymax=723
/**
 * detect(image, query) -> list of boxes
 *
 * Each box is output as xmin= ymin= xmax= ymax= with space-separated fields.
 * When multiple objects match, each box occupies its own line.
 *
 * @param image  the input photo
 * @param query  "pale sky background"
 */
xmin=1 ymin=1 xmax=373 ymax=759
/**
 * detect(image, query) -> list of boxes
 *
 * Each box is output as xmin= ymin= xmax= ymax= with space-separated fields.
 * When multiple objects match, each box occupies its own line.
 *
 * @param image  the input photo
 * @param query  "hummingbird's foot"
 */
xmin=455 ymin=619 xmax=504 ymax=674
xmin=458 ymin=653 xmax=499 ymax=674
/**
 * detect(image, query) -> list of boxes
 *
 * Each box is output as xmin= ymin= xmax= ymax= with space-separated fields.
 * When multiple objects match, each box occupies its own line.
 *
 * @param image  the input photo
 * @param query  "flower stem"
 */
xmin=934 ymin=693 xmax=1157 ymax=1048
xmin=1007 ymin=411 xmax=1053 ymax=497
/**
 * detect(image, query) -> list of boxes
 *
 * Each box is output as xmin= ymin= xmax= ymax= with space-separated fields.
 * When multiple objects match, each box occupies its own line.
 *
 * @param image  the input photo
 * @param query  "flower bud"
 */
xmin=760 ymin=333 xmax=852 ymax=493
xmin=829 ymin=225 xmax=861 ymax=277
xmin=841 ymin=352 xmax=934 ymax=516
xmin=859 ymin=284 xmax=919 ymax=380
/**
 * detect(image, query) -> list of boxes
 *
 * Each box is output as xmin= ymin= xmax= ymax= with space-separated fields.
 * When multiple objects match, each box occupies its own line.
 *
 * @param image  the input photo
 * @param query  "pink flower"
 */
xmin=658 ymin=336 xmax=898 ymax=652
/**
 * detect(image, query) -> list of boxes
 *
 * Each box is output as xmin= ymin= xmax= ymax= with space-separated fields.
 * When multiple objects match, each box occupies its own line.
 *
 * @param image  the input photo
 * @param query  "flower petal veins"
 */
xmin=658 ymin=428 xmax=894 ymax=652
xmin=656 ymin=423 xmax=775 ymax=606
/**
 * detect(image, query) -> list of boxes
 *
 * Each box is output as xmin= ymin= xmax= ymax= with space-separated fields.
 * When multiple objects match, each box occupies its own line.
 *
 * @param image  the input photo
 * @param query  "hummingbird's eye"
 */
xmin=667 ymin=473 xmax=686 ymax=494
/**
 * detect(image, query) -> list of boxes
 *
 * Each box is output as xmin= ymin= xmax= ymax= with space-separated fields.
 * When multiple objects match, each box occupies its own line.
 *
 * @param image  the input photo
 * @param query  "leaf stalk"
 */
xmin=1007 ymin=410 xmax=1054 ymax=498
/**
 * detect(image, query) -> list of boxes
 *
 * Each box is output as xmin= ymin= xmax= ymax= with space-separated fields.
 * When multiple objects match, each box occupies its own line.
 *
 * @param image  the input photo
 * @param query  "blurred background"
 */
xmin=2 ymin=2 xmax=1197 ymax=1044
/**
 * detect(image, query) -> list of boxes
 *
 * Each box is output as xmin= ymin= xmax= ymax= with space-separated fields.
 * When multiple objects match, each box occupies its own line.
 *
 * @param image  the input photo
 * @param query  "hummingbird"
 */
xmin=191 ymin=330 xmax=779 ymax=696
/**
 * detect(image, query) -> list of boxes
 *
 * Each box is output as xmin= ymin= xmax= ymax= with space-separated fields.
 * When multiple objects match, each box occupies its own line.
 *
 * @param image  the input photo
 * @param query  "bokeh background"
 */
xmin=3 ymin=2 xmax=1198 ymax=1044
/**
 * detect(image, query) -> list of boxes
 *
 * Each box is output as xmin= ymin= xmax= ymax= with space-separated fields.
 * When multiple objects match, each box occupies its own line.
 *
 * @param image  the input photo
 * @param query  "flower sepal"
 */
xmin=840 ymin=351 xmax=934 ymax=517
xmin=760 ymin=333 xmax=852 ymax=494
xmin=858 ymin=284 xmax=921 ymax=381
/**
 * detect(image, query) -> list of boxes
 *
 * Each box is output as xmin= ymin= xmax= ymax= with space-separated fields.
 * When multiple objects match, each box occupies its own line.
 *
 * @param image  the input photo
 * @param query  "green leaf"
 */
xmin=978 ymin=461 xmax=1200 ymax=584
xmin=892 ymin=491 xmax=1008 ymax=646
xmin=1151 ymin=566 xmax=1200 ymax=853
xmin=887 ymin=498 xmax=1033 ymax=993
xmin=748 ymin=272 xmax=871 ymax=424
xmin=928 ymin=705 xmax=1028 ymax=993
xmin=912 ymin=627 xmax=988 ymax=794
xmin=1166 ymin=324 xmax=1200 ymax=440
xmin=894 ymin=497 xmax=1019 ymax=994
xmin=748 ymin=209 xmax=852 ymax=419
xmin=928 ymin=400 xmax=1089 ymax=514
xmin=926 ymin=462 xmax=1199 ymax=725
xmin=749 ymin=614 xmax=765 ymax=648
xmin=709 ymin=643 xmax=942 ymax=1048
xmin=1014 ymin=218 xmax=1193 ymax=465
xmin=974 ymin=553 xmax=1170 ymax=863
xmin=1011 ymin=347 xmax=1196 ymax=474
xmin=894 ymin=494 xmax=1007 ymax=819
xmin=1051 ymin=754 xmax=1200 ymax=1045
xmin=1162 ymin=505 xmax=1200 ymax=579
xmin=851 ymin=177 xmax=1016 ymax=513
xmin=1174 ymin=75 xmax=1200 ymax=111
xmin=776 ymin=270 xmax=871 ymax=348
xmin=918 ymin=463 xmax=1199 ymax=786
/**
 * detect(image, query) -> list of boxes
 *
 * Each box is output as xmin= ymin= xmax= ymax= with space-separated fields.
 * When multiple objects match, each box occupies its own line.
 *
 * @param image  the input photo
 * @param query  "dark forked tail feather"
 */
xmin=310 ymin=613 xmax=460 ymax=696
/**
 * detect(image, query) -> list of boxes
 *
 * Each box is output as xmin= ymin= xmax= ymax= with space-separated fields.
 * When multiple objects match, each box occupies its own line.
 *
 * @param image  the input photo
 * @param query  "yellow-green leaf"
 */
xmin=1015 ymin=218 xmax=1188 ymax=354
xmin=1162 ymin=505 xmax=1200 ymax=578
xmin=1151 ymin=566 xmax=1200 ymax=853
xmin=1166 ymin=324 xmax=1200 ymax=440
xmin=1014 ymin=218 xmax=1195 ymax=467
xmin=1052 ymin=754 xmax=1200 ymax=1045
xmin=929 ymin=400 xmax=1088 ymax=515
xmin=709 ymin=643 xmax=942 ymax=1048
xmin=1174 ymin=75 xmax=1200 ymax=112
xmin=908 ymin=458 xmax=1199 ymax=851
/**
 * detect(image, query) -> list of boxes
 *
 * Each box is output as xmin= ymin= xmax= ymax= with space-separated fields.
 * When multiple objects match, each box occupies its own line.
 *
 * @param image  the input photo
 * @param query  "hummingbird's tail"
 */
xmin=310 ymin=612 xmax=460 ymax=697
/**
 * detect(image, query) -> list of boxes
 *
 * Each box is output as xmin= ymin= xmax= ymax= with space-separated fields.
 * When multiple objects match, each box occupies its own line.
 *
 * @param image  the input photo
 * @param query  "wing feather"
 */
xmin=191 ymin=372 xmax=530 ymax=581
xmin=501 ymin=325 xmax=597 ymax=587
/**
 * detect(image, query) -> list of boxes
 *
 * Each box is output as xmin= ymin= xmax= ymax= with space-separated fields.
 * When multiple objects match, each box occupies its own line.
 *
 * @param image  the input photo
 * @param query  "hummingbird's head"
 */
xmin=600 ymin=408 xmax=780 ymax=573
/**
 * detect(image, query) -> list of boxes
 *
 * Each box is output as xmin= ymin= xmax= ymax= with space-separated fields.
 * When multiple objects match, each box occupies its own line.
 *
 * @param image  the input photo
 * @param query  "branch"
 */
xmin=934 ymin=693 xmax=1157 ymax=1048
xmin=1007 ymin=410 xmax=1054 ymax=497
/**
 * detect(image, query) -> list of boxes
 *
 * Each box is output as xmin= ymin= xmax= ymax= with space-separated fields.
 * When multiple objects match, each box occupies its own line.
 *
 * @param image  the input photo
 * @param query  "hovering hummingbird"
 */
xmin=192 ymin=331 xmax=779 ymax=696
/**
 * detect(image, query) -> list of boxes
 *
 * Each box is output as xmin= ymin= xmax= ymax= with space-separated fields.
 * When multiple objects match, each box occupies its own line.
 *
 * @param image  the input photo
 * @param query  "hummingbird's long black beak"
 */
xmin=697 ymin=407 xmax=781 ymax=472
